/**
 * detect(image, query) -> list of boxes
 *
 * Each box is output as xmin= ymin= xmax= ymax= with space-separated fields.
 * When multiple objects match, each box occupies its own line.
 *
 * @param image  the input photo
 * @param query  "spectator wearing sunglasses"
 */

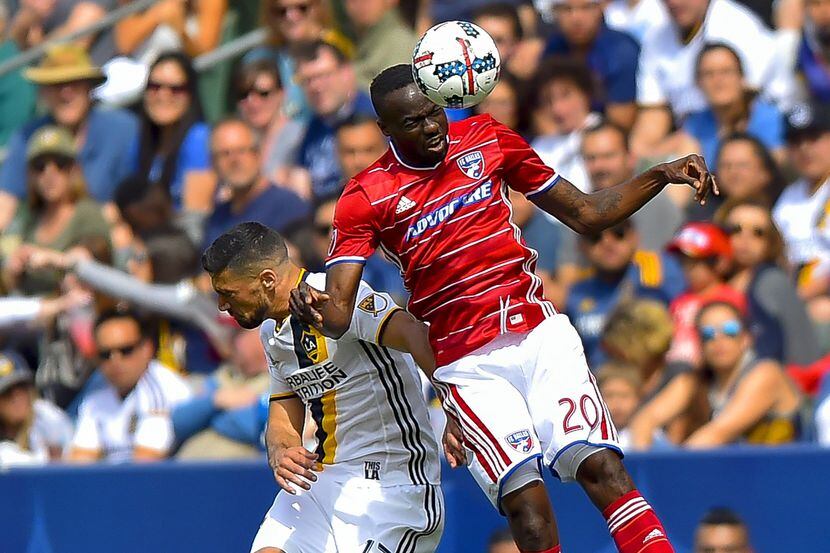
xmin=67 ymin=308 xmax=192 ymax=463
xmin=235 ymin=59 xmax=306 ymax=185
xmin=718 ymin=198 xmax=821 ymax=366
xmin=2 ymin=126 xmax=110 ymax=297
xmin=684 ymin=300 xmax=803 ymax=447
xmin=204 ymin=118 xmax=310 ymax=252
xmin=566 ymin=219 xmax=686 ymax=367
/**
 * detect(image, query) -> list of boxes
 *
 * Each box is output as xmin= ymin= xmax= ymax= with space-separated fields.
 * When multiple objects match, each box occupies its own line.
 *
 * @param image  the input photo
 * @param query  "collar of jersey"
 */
xmin=390 ymin=140 xmax=444 ymax=171
xmin=275 ymin=268 xmax=310 ymax=332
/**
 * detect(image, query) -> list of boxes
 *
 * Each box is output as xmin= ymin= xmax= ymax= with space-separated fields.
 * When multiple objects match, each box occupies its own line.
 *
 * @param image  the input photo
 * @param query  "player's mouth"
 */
xmin=425 ymin=135 xmax=446 ymax=152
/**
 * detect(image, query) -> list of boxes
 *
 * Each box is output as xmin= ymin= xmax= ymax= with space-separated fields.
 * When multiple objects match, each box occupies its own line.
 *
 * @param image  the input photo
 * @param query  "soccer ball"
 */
xmin=412 ymin=21 xmax=501 ymax=109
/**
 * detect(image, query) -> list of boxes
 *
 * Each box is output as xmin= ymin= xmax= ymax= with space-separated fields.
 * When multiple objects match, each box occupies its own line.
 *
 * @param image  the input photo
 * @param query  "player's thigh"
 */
xmin=525 ymin=315 xmax=623 ymax=482
xmin=333 ymin=483 xmax=445 ymax=553
xmin=250 ymin=490 xmax=335 ymax=553
xmin=434 ymin=355 xmax=541 ymax=509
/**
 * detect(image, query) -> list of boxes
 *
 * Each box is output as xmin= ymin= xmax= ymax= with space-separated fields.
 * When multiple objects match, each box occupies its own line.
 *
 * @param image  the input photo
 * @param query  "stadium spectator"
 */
xmin=132 ymin=52 xmax=213 ymax=214
xmin=798 ymin=0 xmax=830 ymax=103
xmin=773 ymin=102 xmax=830 ymax=318
xmin=67 ymin=309 xmax=192 ymax=462
xmin=488 ymin=527 xmax=520 ymax=553
xmin=543 ymin=0 xmax=640 ymax=129
xmin=472 ymin=73 xmax=526 ymax=134
xmin=566 ymin=219 xmax=686 ymax=366
xmin=602 ymin=299 xmax=699 ymax=447
xmin=174 ymin=327 xmax=270 ymax=459
xmin=597 ymin=361 xmax=666 ymax=448
xmin=718 ymin=198 xmax=822 ymax=365
xmin=2 ymin=126 xmax=110 ymax=297
xmin=346 ymin=0 xmax=418 ymax=90
xmin=693 ymin=507 xmax=754 ymax=553
xmin=0 ymin=351 xmax=73 ymax=467
xmin=234 ymin=59 xmax=306 ymax=185
xmin=675 ymin=43 xmax=785 ymax=167
xmin=631 ymin=0 xmax=795 ymax=157
xmin=335 ymin=113 xmax=388 ymax=182
xmin=473 ymin=3 xmax=542 ymax=81
xmin=0 ymin=2 xmax=37 ymax=148
xmin=0 ymin=44 xmax=137 ymax=230
xmin=292 ymin=39 xmax=374 ymax=201
xmin=530 ymin=57 xmax=598 ymax=192
xmin=685 ymin=300 xmax=803 ymax=447
xmin=603 ymin=0 xmax=668 ymax=43
xmin=205 ymin=118 xmax=310 ymax=249
xmin=665 ymin=222 xmax=744 ymax=370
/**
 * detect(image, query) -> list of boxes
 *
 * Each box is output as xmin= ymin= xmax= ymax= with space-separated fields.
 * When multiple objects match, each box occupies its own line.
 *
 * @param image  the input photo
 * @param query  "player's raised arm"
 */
xmin=533 ymin=154 xmax=718 ymax=235
xmin=290 ymin=262 xmax=364 ymax=338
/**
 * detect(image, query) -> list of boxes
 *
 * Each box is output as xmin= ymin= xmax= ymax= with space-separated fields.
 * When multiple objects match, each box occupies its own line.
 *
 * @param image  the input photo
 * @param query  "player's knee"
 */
xmin=576 ymin=448 xmax=633 ymax=497
xmin=501 ymin=481 xmax=555 ymax=546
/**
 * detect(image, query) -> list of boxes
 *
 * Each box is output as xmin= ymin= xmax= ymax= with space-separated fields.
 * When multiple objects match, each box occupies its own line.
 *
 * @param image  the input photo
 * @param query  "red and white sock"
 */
xmin=519 ymin=547 xmax=561 ymax=553
xmin=603 ymin=490 xmax=674 ymax=552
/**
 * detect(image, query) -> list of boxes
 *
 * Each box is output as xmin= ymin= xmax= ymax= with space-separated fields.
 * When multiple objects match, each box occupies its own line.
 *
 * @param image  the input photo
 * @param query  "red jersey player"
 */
xmin=290 ymin=64 xmax=717 ymax=553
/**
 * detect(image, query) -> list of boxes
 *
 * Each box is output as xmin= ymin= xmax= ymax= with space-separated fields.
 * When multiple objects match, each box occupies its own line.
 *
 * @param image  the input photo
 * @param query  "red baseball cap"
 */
xmin=666 ymin=222 xmax=732 ymax=259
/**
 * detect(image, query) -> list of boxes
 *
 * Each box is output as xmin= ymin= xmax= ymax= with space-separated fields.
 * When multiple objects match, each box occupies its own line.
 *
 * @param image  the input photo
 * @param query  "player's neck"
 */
xmin=270 ymin=264 xmax=304 ymax=321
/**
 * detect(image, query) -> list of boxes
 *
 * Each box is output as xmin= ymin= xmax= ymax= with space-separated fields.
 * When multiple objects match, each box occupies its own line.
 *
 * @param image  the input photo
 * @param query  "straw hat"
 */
xmin=24 ymin=44 xmax=106 ymax=86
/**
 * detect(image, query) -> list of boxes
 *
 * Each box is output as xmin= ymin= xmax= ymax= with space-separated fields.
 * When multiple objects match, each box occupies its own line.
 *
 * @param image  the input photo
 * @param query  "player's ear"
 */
xmin=377 ymin=118 xmax=392 ymax=138
xmin=259 ymin=268 xmax=277 ymax=290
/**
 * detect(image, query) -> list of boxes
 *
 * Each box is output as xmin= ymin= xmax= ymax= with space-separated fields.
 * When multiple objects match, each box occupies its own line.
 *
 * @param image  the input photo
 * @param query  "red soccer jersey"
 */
xmin=328 ymin=114 xmax=559 ymax=366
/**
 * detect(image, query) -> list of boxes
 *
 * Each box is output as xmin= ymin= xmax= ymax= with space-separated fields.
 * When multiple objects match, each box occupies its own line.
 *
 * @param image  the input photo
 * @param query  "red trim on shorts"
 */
xmin=449 ymin=385 xmax=512 ymax=467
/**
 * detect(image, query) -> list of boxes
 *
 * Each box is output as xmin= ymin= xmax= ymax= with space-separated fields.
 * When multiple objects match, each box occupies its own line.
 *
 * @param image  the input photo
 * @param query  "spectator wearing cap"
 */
xmin=2 ymin=126 xmax=111 ymax=297
xmin=0 ymin=351 xmax=73 ymax=467
xmin=772 ymin=102 xmax=830 ymax=324
xmin=630 ymin=0 xmax=795 ymax=158
xmin=68 ymin=309 xmax=192 ymax=463
xmin=693 ymin=507 xmax=754 ymax=553
xmin=0 ymin=44 xmax=138 ymax=231
xmin=603 ymin=0 xmax=668 ymax=44
xmin=685 ymin=300 xmax=803 ymax=447
xmin=718 ymin=198 xmax=821 ymax=366
xmin=565 ymin=218 xmax=686 ymax=367
xmin=542 ymin=0 xmax=640 ymax=130
xmin=665 ymin=222 xmax=745 ymax=370
xmin=204 ymin=118 xmax=311 ymax=250
xmin=291 ymin=39 xmax=375 ymax=201
xmin=345 ymin=0 xmax=419 ymax=91
xmin=797 ymin=0 xmax=830 ymax=103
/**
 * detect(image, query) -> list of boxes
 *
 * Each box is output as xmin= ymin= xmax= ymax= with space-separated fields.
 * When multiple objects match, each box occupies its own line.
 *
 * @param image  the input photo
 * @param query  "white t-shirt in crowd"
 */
xmin=773 ymin=177 xmax=830 ymax=278
xmin=637 ymin=0 xmax=795 ymax=119
xmin=71 ymin=361 xmax=192 ymax=462
xmin=0 ymin=399 xmax=73 ymax=468
xmin=605 ymin=0 xmax=668 ymax=44
xmin=531 ymin=112 xmax=600 ymax=195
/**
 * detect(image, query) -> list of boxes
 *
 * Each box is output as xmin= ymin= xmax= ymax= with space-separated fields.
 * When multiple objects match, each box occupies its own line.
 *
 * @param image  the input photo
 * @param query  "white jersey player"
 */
xmin=201 ymin=223 xmax=444 ymax=553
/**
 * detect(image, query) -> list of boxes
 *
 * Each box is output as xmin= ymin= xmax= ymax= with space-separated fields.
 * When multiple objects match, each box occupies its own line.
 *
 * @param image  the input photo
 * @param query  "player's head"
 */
xmin=370 ymin=64 xmax=449 ymax=167
xmin=94 ymin=308 xmax=155 ymax=396
xmin=202 ymin=222 xmax=291 ymax=329
xmin=694 ymin=507 xmax=753 ymax=553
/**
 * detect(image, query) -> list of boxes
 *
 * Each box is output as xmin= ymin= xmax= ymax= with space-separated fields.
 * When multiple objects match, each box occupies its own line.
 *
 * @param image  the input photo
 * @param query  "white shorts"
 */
xmin=250 ymin=463 xmax=444 ymax=553
xmin=433 ymin=314 xmax=622 ymax=509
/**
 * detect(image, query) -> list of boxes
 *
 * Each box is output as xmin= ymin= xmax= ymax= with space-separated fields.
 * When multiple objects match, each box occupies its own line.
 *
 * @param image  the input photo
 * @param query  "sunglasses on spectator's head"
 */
xmin=726 ymin=223 xmax=766 ymax=238
xmin=99 ymin=342 xmax=141 ymax=360
xmin=273 ymin=1 xmax=311 ymax=18
xmin=31 ymin=155 xmax=73 ymax=173
xmin=146 ymin=81 xmax=189 ymax=95
xmin=238 ymin=86 xmax=275 ymax=101
xmin=698 ymin=320 xmax=743 ymax=342
xmin=586 ymin=224 xmax=630 ymax=244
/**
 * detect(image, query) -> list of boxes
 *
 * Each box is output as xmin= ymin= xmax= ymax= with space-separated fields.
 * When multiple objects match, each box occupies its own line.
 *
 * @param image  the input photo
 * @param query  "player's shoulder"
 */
xmin=450 ymin=113 xmax=502 ymax=139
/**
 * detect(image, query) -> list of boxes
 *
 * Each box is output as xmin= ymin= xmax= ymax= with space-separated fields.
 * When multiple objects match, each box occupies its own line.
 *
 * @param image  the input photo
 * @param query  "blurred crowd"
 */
xmin=3 ymin=0 xmax=830 ymax=468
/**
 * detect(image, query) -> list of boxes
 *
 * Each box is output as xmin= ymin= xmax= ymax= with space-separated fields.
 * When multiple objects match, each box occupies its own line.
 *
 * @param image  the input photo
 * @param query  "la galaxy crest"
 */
xmin=357 ymin=293 xmax=388 ymax=317
xmin=457 ymin=150 xmax=484 ymax=179
xmin=301 ymin=327 xmax=328 ymax=363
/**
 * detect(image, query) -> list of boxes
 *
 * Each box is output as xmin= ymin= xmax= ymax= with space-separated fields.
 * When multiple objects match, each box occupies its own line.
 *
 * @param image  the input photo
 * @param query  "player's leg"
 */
xmin=501 ymin=480 xmax=560 ymax=552
xmin=249 ymin=487 xmax=335 ymax=553
xmin=527 ymin=315 xmax=674 ymax=553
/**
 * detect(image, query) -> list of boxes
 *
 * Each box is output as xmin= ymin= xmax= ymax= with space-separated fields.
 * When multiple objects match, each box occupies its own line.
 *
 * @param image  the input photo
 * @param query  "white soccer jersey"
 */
xmin=260 ymin=271 xmax=440 ymax=487
xmin=71 ymin=361 xmax=192 ymax=462
xmin=773 ymin=177 xmax=830 ymax=278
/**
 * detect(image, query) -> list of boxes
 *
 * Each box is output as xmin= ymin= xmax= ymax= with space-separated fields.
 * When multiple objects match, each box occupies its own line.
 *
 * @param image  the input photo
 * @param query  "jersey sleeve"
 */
xmin=326 ymin=180 xmax=381 ymax=267
xmin=348 ymin=279 xmax=404 ymax=345
xmin=259 ymin=323 xmax=297 ymax=401
xmin=491 ymin=115 xmax=559 ymax=198
xmin=70 ymin=399 xmax=101 ymax=452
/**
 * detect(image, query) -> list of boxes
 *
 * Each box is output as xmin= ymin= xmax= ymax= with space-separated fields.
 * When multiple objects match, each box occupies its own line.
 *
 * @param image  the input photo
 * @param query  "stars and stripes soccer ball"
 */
xmin=412 ymin=21 xmax=501 ymax=109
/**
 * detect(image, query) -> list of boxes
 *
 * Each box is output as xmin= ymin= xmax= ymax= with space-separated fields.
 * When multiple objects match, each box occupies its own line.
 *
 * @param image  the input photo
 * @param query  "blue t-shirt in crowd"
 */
xmin=130 ymin=122 xmax=211 ymax=210
xmin=521 ymin=212 xmax=561 ymax=275
xmin=0 ymin=107 xmax=138 ymax=202
xmin=797 ymin=33 xmax=830 ymax=103
xmin=683 ymin=99 xmax=783 ymax=164
xmin=203 ymin=184 xmax=311 ymax=249
xmin=297 ymin=91 xmax=375 ymax=200
xmin=566 ymin=252 xmax=686 ymax=368
xmin=543 ymin=23 xmax=640 ymax=107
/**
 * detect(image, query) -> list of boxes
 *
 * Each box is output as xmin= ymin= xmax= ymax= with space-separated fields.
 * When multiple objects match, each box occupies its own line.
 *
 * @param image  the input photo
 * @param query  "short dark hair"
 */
xmin=292 ymin=39 xmax=349 ymax=67
xmin=696 ymin=42 xmax=745 ymax=79
xmin=370 ymin=63 xmax=416 ymax=115
xmin=337 ymin=112 xmax=380 ymax=133
xmin=235 ymin=58 xmax=282 ymax=97
xmin=583 ymin=118 xmax=631 ymax=153
xmin=534 ymin=56 xmax=594 ymax=100
xmin=201 ymin=222 xmax=288 ymax=276
xmin=94 ymin=307 xmax=149 ymax=338
xmin=473 ymin=2 xmax=523 ymax=40
xmin=699 ymin=507 xmax=747 ymax=527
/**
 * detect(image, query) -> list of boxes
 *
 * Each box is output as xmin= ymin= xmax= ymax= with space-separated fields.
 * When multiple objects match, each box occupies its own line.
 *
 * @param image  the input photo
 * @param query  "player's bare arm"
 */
xmin=533 ymin=154 xmax=718 ymax=235
xmin=289 ymin=262 xmax=364 ymax=338
xmin=265 ymin=396 xmax=320 ymax=494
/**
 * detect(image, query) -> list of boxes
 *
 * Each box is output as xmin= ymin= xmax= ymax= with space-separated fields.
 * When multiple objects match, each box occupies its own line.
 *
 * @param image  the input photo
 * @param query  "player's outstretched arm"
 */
xmin=266 ymin=396 xmax=320 ymax=494
xmin=290 ymin=263 xmax=364 ymax=339
xmin=532 ymin=154 xmax=718 ymax=235
xmin=379 ymin=310 xmax=436 ymax=378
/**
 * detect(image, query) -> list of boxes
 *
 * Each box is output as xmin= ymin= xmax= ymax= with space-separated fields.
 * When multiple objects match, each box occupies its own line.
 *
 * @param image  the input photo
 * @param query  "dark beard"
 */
xmin=235 ymin=303 xmax=269 ymax=329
